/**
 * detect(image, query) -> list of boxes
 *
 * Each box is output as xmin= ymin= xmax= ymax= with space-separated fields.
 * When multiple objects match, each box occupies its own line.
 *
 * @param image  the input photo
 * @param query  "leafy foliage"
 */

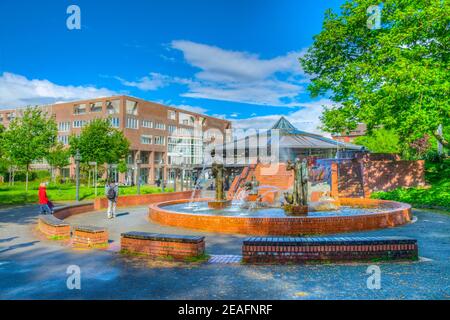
xmin=46 ymin=143 xmax=71 ymax=171
xmin=69 ymin=118 xmax=130 ymax=165
xmin=2 ymin=107 xmax=57 ymax=190
xmin=354 ymin=128 xmax=401 ymax=153
xmin=300 ymin=0 xmax=450 ymax=149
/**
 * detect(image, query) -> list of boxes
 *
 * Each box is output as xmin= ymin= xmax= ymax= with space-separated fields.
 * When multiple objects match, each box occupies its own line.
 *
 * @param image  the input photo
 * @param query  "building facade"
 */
xmin=0 ymin=95 xmax=231 ymax=186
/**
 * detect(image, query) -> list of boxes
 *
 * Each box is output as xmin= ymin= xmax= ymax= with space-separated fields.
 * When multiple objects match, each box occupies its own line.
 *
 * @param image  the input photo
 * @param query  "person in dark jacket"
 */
xmin=105 ymin=180 xmax=119 ymax=219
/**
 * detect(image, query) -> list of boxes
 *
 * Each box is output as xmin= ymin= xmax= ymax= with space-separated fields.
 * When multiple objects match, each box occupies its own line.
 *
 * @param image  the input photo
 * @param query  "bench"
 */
xmin=72 ymin=225 xmax=109 ymax=248
xmin=38 ymin=215 xmax=71 ymax=239
xmin=242 ymin=236 xmax=418 ymax=264
xmin=121 ymin=231 xmax=205 ymax=259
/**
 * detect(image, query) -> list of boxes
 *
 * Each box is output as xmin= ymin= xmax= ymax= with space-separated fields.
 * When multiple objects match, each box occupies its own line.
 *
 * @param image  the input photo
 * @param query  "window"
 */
xmin=58 ymin=122 xmax=71 ymax=132
xmin=154 ymin=122 xmax=165 ymax=130
xmin=7 ymin=112 xmax=15 ymax=121
xmin=142 ymin=120 xmax=153 ymax=128
xmin=109 ymin=117 xmax=120 ymax=128
xmin=73 ymin=120 xmax=86 ymax=128
xmin=106 ymin=100 xmax=120 ymax=114
xmin=168 ymin=110 xmax=176 ymax=120
xmin=126 ymin=117 xmax=139 ymax=129
xmin=90 ymin=101 xmax=103 ymax=113
xmin=126 ymin=100 xmax=138 ymax=115
xmin=168 ymin=125 xmax=177 ymax=134
xmin=73 ymin=104 xmax=87 ymax=115
xmin=179 ymin=113 xmax=195 ymax=126
xmin=58 ymin=135 xmax=69 ymax=145
xmin=154 ymin=136 xmax=165 ymax=145
xmin=141 ymin=135 xmax=152 ymax=145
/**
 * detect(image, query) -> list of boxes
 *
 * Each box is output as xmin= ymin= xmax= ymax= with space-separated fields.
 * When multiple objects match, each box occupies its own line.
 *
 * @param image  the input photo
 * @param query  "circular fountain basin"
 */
xmin=148 ymin=198 xmax=412 ymax=235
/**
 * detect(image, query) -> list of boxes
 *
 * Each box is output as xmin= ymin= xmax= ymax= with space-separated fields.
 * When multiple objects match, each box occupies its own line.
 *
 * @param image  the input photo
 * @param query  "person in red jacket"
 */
xmin=38 ymin=182 xmax=52 ymax=215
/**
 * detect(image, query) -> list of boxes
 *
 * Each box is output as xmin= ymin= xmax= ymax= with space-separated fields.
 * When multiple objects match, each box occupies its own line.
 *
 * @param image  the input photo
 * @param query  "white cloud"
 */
xmin=0 ymin=72 xmax=116 ymax=109
xmin=170 ymin=40 xmax=307 ymax=107
xmin=171 ymin=104 xmax=208 ymax=114
xmin=230 ymin=99 xmax=335 ymax=137
xmin=115 ymin=72 xmax=170 ymax=91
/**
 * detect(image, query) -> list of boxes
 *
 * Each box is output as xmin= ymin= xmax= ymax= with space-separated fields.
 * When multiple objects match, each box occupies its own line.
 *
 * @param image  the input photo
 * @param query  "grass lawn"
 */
xmin=0 ymin=181 xmax=173 ymax=206
xmin=372 ymin=159 xmax=450 ymax=211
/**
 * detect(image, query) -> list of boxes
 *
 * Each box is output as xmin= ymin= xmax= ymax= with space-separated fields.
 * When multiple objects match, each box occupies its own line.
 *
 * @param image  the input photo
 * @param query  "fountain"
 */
xmin=148 ymin=160 xmax=413 ymax=235
xmin=207 ymin=161 xmax=232 ymax=209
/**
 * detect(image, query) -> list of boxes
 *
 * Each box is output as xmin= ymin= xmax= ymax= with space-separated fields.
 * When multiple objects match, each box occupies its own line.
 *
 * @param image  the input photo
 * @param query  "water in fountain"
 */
xmin=186 ymin=161 xmax=208 ymax=209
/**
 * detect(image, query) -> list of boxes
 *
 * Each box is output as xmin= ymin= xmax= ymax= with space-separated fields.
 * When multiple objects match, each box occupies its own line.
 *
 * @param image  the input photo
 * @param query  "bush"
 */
xmin=3 ymin=171 xmax=37 ymax=182
xmin=34 ymin=170 xmax=51 ymax=180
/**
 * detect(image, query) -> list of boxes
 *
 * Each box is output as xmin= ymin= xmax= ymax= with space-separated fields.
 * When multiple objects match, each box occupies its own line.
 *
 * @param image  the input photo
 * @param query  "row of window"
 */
xmin=125 ymin=118 xmax=166 ymax=130
xmin=59 ymin=117 xmax=177 ymax=131
xmin=141 ymin=135 xmax=166 ymax=145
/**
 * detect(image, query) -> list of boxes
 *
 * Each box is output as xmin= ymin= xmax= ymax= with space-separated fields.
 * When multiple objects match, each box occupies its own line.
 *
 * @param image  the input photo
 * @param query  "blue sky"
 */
xmin=0 ymin=0 xmax=344 ymax=133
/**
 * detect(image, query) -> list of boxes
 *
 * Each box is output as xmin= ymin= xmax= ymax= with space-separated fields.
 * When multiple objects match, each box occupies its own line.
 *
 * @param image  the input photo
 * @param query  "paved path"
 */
xmin=0 ymin=204 xmax=449 ymax=299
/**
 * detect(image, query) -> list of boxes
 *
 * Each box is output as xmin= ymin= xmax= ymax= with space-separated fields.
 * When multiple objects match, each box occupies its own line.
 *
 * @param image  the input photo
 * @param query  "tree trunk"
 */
xmin=433 ymin=130 xmax=449 ymax=148
xmin=25 ymin=165 xmax=29 ymax=193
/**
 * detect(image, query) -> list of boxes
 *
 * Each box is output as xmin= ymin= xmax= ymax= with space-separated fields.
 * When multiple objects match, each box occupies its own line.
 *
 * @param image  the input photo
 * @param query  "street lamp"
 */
xmin=74 ymin=150 xmax=82 ymax=202
xmin=136 ymin=158 xmax=142 ymax=195
xmin=159 ymin=158 xmax=165 ymax=192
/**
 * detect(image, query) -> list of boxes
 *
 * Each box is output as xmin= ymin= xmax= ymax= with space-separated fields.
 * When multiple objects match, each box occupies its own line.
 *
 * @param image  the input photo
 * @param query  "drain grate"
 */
xmin=208 ymin=255 xmax=242 ymax=264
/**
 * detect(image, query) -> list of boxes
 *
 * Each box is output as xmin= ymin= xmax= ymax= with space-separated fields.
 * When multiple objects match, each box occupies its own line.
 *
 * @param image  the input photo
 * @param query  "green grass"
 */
xmin=371 ymin=159 xmax=450 ymax=211
xmin=0 ymin=181 xmax=173 ymax=205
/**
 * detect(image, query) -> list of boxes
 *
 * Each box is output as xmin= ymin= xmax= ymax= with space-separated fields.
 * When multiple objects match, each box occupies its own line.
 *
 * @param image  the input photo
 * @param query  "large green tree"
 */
xmin=69 ymin=118 xmax=130 ymax=166
xmin=300 ymin=0 xmax=449 ymax=150
xmin=2 ymin=107 xmax=57 ymax=191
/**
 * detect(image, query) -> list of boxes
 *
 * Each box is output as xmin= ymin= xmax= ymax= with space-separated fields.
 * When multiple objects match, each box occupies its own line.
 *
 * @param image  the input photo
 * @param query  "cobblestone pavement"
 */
xmin=0 ymin=204 xmax=449 ymax=299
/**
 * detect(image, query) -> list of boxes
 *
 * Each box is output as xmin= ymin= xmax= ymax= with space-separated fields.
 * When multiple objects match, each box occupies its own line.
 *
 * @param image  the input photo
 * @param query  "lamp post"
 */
xmin=74 ymin=150 xmax=82 ymax=202
xmin=159 ymin=159 xmax=165 ymax=192
xmin=136 ymin=158 xmax=142 ymax=195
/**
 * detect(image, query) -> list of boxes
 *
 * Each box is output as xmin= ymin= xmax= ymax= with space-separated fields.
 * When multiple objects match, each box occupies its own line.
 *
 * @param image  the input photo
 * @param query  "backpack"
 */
xmin=107 ymin=186 xmax=116 ymax=200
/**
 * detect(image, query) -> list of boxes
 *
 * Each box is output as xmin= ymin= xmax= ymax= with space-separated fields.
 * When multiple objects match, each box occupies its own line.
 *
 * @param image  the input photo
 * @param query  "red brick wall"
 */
xmin=38 ymin=220 xmax=71 ymax=239
xmin=149 ymin=198 xmax=412 ymax=235
xmin=121 ymin=237 xmax=205 ymax=259
xmin=336 ymin=155 xmax=426 ymax=197
xmin=72 ymin=230 xmax=109 ymax=248
xmin=53 ymin=203 xmax=94 ymax=220
xmin=94 ymin=190 xmax=198 ymax=210
xmin=243 ymin=241 xmax=418 ymax=264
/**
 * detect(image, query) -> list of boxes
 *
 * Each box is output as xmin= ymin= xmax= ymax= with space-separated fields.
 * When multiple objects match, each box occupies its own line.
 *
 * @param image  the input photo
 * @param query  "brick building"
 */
xmin=0 ymin=95 xmax=231 ymax=186
xmin=331 ymin=123 xmax=367 ymax=143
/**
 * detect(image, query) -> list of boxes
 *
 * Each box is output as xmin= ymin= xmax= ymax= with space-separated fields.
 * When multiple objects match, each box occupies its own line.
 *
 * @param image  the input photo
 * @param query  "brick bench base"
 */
xmin=72 ymin=226 xmax=109 ymax=249
xmin=38 ymin=215 xmax=71 ymax=239
xmin=121 ymin=231 xmax=205 ymax=260
xmin=242 ymin=237 xmax=418 ymax=264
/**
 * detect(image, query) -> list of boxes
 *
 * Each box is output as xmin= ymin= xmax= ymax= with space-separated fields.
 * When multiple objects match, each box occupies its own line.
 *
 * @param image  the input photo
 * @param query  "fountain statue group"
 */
xmin=284 ymin=158 xmax=309 ymax=215
xmin=207 ymin=161 xmax=232 ymax=209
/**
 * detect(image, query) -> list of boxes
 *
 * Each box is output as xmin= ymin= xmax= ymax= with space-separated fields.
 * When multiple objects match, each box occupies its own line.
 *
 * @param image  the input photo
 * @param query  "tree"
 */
xmin=69 ymin=118 xmax=130 ymax=167
xmin=300 ymin=0 xmax=449 ymax=151
xmin=2 ymin=107 xmax=57 ymax=191
xmin=46 ymin=143 xmax=71 ymax=182
xmin=354 ymin=128 xmax=401 ymax=153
